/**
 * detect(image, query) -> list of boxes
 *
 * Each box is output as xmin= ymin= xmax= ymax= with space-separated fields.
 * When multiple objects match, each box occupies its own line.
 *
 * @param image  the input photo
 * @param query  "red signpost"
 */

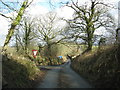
xmin=32 ymin=50 xmax=38 ymax=58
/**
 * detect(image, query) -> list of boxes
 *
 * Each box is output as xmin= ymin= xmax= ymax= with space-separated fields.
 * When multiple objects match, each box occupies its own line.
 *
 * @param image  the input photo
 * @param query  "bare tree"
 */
xmin=1 ymin=0 xmax=34 ymax=53
xmin=34 ymin=12 xmax=66 ymax=65
xmin=63 ymin=0 xmax=115 ymax=53
xmin=14 ymin=16 xmax=36 ymax=55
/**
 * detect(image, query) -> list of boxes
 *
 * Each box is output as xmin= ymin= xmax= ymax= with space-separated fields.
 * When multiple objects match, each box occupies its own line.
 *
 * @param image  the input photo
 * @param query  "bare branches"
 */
xmin=16 ymin=34 xmax=24 ymax=50
xmin=2 ymin=0 xmax=33 ymax=52
xmin=0 ymin=0 xmax=17 ymax=11
xmin=26 ymin=0 xmax=34 ymax=8
xmin=95 ymin=2 xmax=118 ymax=10
xmin=62 ymin=0 xmax=116 ymax=51
xmin=35 ymin=11 xmax=67 ymax=48
xmin=0 ymin=13 xmax=13 ymax=20
xmin=0 ymin=0 xmax=34 ymax=20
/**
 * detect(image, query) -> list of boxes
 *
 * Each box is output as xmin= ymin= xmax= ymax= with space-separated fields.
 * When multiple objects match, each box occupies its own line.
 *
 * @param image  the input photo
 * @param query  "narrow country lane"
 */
xmin=36 ymin=59 xmax=93 ymax=88
xmin=36 ymin=66 xmax=61 ymax=88
xmin=59 ymin=59 xmax=92 ymax=88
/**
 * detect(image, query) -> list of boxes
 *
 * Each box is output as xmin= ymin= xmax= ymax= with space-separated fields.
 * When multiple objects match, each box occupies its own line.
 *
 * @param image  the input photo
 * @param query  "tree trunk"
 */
xmin=47 ymin=44 xmax=52 ymax=65
xmin=82 ymin=33 xmax=93 ymax=54
xmin=86 ymin=32 xmax=93 ymax=51
xmin=2 ymin=0 xmax=29 ymax=53
xmin=87 ymin=40 xmax=92 ymax=51
xmin=15 ymin=35 xmax=19 ymax=52
xmin=24 ymin=30 xmax=28 ymax=55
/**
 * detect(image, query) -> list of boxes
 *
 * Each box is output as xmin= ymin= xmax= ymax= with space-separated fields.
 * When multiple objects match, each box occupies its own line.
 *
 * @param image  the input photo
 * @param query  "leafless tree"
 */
xmin=63 ymin=0 xmax=115 ymax=53
xmin=1 ymin=0 xmax=34 ymax=54
xmin=14 ymin=16 xmax=36 ymax=55
xmin=34 ymin=12 xmax=67 ymax=65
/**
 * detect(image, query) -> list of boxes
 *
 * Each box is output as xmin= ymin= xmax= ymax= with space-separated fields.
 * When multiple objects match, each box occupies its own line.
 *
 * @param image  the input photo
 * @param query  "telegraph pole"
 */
xmin=117 ymin=1 xmax=120 ymax=44
xmin=118 ymin=1 xmax=120 ymax=28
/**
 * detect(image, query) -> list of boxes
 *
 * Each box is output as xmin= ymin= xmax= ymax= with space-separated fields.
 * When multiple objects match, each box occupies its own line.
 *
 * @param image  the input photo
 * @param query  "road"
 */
xmin=36 ymin=59 xmax=93 ymax=88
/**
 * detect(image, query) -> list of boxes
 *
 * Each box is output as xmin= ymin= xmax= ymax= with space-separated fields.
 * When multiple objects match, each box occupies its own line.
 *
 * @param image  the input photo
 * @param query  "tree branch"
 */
xmin=0 ymin=0 xmax=17 ymax=11
xmin=0 ymin=13 xmax=13 ymax=20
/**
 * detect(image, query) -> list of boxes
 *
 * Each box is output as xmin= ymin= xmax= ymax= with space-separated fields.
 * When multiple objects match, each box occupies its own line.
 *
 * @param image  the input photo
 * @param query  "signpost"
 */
xmin=32 ymin=50 xmax=38 ymax=58
xmin=58 ymin=56 xmax=62 ymax=59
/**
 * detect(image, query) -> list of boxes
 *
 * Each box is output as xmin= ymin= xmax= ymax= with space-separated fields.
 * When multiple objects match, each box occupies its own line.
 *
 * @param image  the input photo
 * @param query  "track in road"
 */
xmin=36 ymin=59 xmax=93 ymax=88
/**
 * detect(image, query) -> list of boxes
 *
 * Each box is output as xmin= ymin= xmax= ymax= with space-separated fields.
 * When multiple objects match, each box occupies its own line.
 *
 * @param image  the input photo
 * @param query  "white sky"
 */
xmin=0 ymin=0 xmax=120 ymax=46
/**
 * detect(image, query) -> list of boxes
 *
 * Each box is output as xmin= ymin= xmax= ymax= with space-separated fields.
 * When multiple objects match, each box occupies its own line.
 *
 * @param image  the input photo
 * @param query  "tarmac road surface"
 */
xmin=36 ymin=59 xmax=93 ymax=88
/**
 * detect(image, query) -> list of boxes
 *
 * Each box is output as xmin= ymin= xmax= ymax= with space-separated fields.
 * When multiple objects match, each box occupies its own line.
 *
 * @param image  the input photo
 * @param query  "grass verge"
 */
xmin=2 ymin=53 xmax=46 ymax=88
xmin=71 ymin=45 xmax=120 ymax=88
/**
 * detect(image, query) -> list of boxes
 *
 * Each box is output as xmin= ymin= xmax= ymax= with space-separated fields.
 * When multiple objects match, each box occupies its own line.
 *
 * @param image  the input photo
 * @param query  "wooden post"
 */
xmin=117 ymin=1 xmax=120 ymax=44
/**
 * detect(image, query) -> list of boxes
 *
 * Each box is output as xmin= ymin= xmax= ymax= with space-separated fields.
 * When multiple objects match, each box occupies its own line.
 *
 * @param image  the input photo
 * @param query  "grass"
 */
xmin=71 ymin=45 xmax=120 ymax=88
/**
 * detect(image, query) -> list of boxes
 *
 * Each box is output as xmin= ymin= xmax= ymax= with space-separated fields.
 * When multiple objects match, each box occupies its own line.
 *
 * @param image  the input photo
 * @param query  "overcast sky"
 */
xmin=0 ymin=0 xmax=119 ymax=46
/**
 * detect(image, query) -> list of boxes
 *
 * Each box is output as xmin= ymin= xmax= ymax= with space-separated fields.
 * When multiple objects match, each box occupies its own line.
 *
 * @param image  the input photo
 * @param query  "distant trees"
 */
xmin=63 ymin=0 xmax=115 ymax=53
xmin=34 ymin=12 xmax=66 ymax=65
xmin=98 ymin=37 xmax=106 ymax=49
xmin=14 ymin=16 xmax=36 ymax=55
